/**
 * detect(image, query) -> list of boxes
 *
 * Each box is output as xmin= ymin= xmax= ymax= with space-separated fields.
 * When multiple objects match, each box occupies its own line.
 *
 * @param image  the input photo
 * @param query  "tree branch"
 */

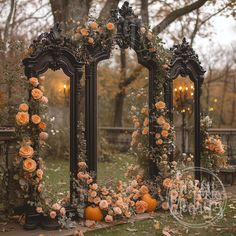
xmin=152 ymin=0 xmax=208 ymax=34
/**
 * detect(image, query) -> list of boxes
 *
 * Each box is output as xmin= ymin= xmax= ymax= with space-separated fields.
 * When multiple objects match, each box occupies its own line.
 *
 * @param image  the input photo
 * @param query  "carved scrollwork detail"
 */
xmin=169 ymin=38 xmax=205 ymax=83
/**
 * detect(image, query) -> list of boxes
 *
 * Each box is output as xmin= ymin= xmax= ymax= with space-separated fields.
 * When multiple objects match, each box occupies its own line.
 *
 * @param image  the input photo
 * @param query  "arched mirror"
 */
xmin=84 ymin=2 xmax=164 ymax=179
xmin=167 ymin=38 xmax=205 ymax=180
xmin=96 ymin=48 xmax=149 ymax=183
xmin=21 ymin=24 xmax=83 ymax=229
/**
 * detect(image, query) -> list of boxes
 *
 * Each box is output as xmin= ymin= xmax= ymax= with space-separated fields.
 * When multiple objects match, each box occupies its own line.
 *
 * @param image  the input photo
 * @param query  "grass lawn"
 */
xmin=44 ymin=152 xmax=137 ymax=200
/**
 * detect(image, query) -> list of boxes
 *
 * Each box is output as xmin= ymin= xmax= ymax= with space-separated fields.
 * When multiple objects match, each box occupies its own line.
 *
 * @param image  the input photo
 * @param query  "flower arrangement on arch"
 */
xmin=200 ymin=116 xmax=227 ymax=171
xmin=130 ymin=98 xmax=175 ymax=178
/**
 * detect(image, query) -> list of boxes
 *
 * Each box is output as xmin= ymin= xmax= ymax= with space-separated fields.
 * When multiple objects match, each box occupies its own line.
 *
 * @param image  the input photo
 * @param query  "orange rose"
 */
xmin=155 ymin=101 xmax=166 ymax=110
xmin=143 ymin=117 xmax=149 ymax=126
xmin=16 ymin=112 xmax=29 ymax=126
xmin=19 ymin=103 xmax=29 ymax=112
xmin=38 ymin=122 xmax=47 ymax=130
xmin=161 ymin=130 xmax=169 ymax=138
xmin=88 ymin=37 xmax=94 ymax=44
xmin=31 ymin=114 xmax=41 ymax=124
xmin=23 ymin=158 xmax=37 ymax=172
xmin=163 ymin=178 xmax=172 ymax=188
xmin=19 ymin=145 xmax=34 ymax=158
xmin=106 ymin=22 xmax=114 ymax=30
xmin=135 ymin=200 xmax=148 ymax=214
xmin=31 ymin=88 xmax=43 ymax=100
xmin=156 ymin=139 xmax=163 ymax=145
xmin=157 ymin=116 xmax=165 ymax=125
xmin=89 ymin=21 xmax=98 ymax=30
xmin=163 ymin=122 xmax=170 ymax=130
xmin=142 ymin=127 xmax=149 ymax=135
xmin=141 ymin=107 xmax=148 ymax=115
xmin=39 ymin=132 xmax=48 ymax=141
xmin=29 ymin=77 xmax=39 ymax=87
xmin=139 ymin=185 xmax=149 ymax=195
xmin=80 ymin=28 xmax=89 ymax=36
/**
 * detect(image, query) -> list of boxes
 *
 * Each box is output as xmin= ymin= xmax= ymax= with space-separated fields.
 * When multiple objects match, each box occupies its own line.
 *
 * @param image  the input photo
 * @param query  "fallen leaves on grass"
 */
xmin=126 ymin=227 xmax=138 ymax=232
xmin=153 ymin=220 xmax=160 ymax=230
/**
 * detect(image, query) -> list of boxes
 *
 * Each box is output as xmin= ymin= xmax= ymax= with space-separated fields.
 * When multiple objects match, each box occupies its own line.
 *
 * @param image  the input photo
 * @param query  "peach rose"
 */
xmin=163 ymin=122 xmax=170 ymax=130
xmin=142 ymin=127 xmax=149 ymax=135
xmin=105 ymin=215 xmax=113 ymax=223
xmin=16 ymin=112 xmax=29 ymax=126
xmin=52 ymin=203 xmax=61 ymax=211
xmin=23 ymin=158 xmax=37 ymax=172
xmin=139 ymin=185 xmax=149 ymax=195
xmin=146 ymin=31 xmax=153 ymax=40
xmin=124 ymin=211 xmax=131 ymax=218
xmin=141 ymin=107 xmax=148 ymax=115
xmin=19 ymin=103 xmax=29 ymax=112
xmin=90 ymin=183 xmax=98 ymax=190
xmin=50 ymin=211 xmax=57 ymax=219
xmin=132 ymin=130 xmax=138 ymax=138
xmin=156 ymin=139 xmax=163 ymax=145
xmin=93 ymin=197 xmax=101 ymax=205
xmin=135 ymin=200 xmax=148 ymax=214
xmin=39 ymin=132 xmax=48 ymax=141
xmin=99 ymin=200 xmax=109 ymax=210
xmin=36 ymin=169 xmax=43 ymax=179
xmin=90 ymin=191 xmax=97 ymax=198
xmin=31 ymin=88 xmax=43 ymax=100
xmin=140 ymin=27 xmax=146 ymax=33
xmin=106 ymin=22 xmax=114 ymax=30
xmin=80 ymin=28 xmax=89 ymax=36
xmin=36 ymin=207 xmax=43 ymax=213
xmin=155 ymin=101 xmax=166 ymax=110
xmin=31 ymin=114 xmax=41 ymax=124
xmin=157 ymin=116 xmax=165 ymax=125
xmin=37 ymin=184 xmax=42 ymax=192
xmin=78 ymin=161 xmax=87 ymax=170
xmin=163 ymin=178 xmax=172 ymax=188
xmin=40 ymin=96 xmax=48 ymax=104
xmin=38 ymin=122 xmax=47 ymax=130
xmin=134 ymin=121 xmax=140 ymax=128
xmin=60 ymin=207 xmax=66 ymax=216
xmin=113 ymin=207 xmax=122 ymax=215
xmin=101 ymin=187 xmax=109 ymax=196
xmin=161 ymin=201 xmax=169 ymax=210
xmin=19 ymin=145 xmax=34 ymax=158
xmin=143 ymin=117 xmax=149 ymax=126
xmin=89 ymin=21 xmax=98 ymax=30
xmin=88 ymin=37 xmax=94 ymax=44
xmin=29 ymin=77 xmax=39 ymax=87
xmin=155 ymin=133 xmax=161 ymax=139
xmin=161 ymin=130 xmax=169 ymax=138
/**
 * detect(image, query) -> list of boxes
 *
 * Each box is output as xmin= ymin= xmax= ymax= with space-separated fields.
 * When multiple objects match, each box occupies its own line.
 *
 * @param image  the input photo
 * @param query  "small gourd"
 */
xmin=142 ymin=194 xmax=158 ymax=212
xmin=84 ymin=206 xmax=103 ymax=221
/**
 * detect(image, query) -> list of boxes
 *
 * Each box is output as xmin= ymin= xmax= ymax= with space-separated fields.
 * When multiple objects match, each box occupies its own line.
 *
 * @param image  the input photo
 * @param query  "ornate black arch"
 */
xmin=85 ymin=1 xmax=161 ymax=177
xmin=22 ymin=23 xmax=84 ymax=203
xmin=166 ymin=38 xmax=205 ymax=180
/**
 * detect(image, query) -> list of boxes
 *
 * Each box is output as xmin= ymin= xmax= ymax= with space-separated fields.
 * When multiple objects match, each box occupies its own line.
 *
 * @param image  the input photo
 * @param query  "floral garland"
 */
xmin=15 ymin=76 xmax=67 ymax=219
xmin=200 ymin=116 xmax=227 ymax=171
xmin=130 ymin=99 xmax=176 ymax=178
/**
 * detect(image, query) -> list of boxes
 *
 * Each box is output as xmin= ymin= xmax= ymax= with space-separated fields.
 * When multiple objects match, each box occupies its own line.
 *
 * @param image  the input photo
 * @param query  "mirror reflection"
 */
xmin=97 ymin=48 xmax=148 ymax=184
xmin=40 ymin=69 xmax=70 ymax=201
xmin=173 ymin=75 xmax=195 ymax=162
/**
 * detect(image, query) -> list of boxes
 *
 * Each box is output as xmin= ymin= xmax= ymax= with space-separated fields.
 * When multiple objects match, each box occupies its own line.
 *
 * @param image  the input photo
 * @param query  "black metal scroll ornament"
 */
xmin=166 ymin=38 xmax=205 ymax=180
xmin=85 ymin=1 xmax=159 ymax=178
xmin=22 ymin=23 xmax=83 ymax=230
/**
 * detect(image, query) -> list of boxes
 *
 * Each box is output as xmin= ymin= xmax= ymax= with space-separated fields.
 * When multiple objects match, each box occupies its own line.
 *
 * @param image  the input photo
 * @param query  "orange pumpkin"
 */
xmin=142 ymin=194 xmax=158 ymax=212
xmin=84 ymin=206 xmax=103 ymax=221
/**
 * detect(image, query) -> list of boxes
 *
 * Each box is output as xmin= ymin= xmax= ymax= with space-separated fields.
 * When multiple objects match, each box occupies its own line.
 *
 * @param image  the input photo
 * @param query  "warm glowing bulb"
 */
xmin=174 ymin=88 xmax=177 ymax=92
xmin=191 ymin=85 xmax=194 ymax=90
xmin=185 ymin=87 xmax=188 ymax=91
xmin=214 ymin=98 xmax=218 ymax=103
xmin=191 ymin=92 xmax=194 ymax=96
xmin=179 ymin=86 xmax=182 ymax=91
xmin=64 ymin=84 xmax=67 ymax=89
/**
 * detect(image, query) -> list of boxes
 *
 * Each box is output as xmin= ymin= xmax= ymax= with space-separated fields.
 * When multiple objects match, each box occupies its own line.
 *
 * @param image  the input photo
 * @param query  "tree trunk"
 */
xmin=113 ymin=49 xmax=126 ymax=127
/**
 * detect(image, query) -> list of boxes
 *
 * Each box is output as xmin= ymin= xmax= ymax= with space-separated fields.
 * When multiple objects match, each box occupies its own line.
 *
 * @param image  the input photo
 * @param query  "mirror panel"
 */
xmin=172 ymin=75 xmax=195 ymax=162
xmin=40 ymin=69 xmax=70 ymax=201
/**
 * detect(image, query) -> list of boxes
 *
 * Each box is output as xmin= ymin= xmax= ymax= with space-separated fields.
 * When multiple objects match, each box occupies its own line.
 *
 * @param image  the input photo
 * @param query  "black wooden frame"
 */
xmin=22 ymin=24 xmax=84 ymax=204
xmin=166 ymin=38 xmax=205 ymax=180
xmin=85 ymin=1 xmax=160 ymax=178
